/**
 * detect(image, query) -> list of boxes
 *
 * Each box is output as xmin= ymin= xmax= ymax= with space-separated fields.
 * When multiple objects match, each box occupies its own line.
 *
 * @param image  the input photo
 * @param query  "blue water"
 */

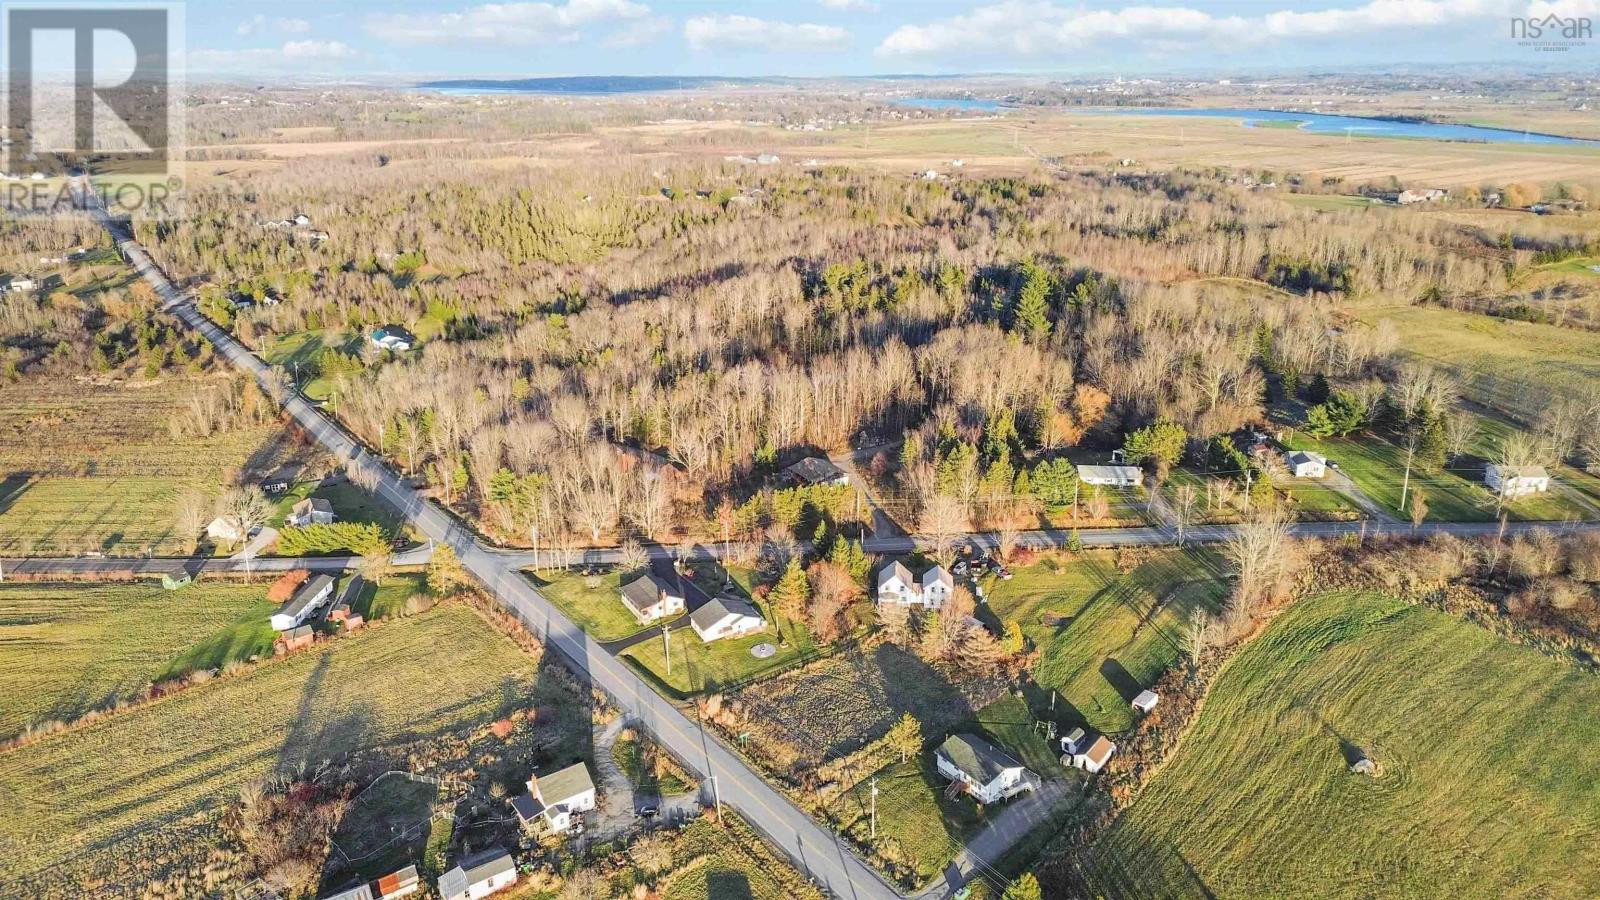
xmin=888 ymin=97 xmax=1008 ymax=112
xmin=1086 ymin=107 xmax=1599 ymax=146
xmin=888 ymin=98 xmax=1598 ymax=145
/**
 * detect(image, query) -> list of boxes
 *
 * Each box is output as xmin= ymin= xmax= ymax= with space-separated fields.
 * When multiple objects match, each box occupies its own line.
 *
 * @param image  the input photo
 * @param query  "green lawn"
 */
xmin=268 ymin=479 xmax=403 ymax=535
xmin=261 ymin=329 xmax=361 ymax=402
xmin=1282 ymin=193 xmax=1383 ymax=211
xmin=0 ymin=580 xmax=273 ymax=740
xmin=620 ymin=619 xmax=817 ymax=697
xmin=1083 ymin=591 xmax=1600 ymax=898
xmin=1360 ymin=305 xmax=1600 ymax=416
xmin=532 ymin=570 xmax=655 ymax=642
xmin=355 ymin=573 xmax=427 ymax=620
xmin=660 ymin=814 xmax=824 ymax=900
xmin=1537 ymin=255 xmax=1600 ymax=277
xmin=613 ymin=729 xmax=694 ymax=796
xmin=985 ymin=548 xmax=1229 ymax=735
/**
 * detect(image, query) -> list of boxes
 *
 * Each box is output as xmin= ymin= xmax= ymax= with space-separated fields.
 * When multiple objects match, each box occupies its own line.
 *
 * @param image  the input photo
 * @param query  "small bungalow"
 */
xmin=287 ymin=497 xmax=336 ymax=528
xmin=619 ymin=572 xmax=687 ymax=624
xmin=876 ymin=561 xmax=954 ymax=609
xmin=1071 ymin=734 xmax=1117 ymax=774
xmin=205 ymin=515 xmax=248 ymax=545
xmin=1284 ymin=450 xmax=1327 ymax=479
xmin=689 ymin=595 xmax=766 ymax=643
xmin=935 ymin=734 xmax=1037 ymax=805
xmin=438 ymin=849 xmax=516 ymax=900
xmin=260 ymin=472 xmax=293 ymax=495
xmin=370 ymin=325 xmax=416 ymax=352
xmin=511 ymin=761 xmax=597 ymax=833
xmin=1132 ymin=690 xmax=1160 ymax=714
xmin=270 ymin=574 xmax=335 ymax=631
xmin=1486 ymin=464 xmax=1550 ymax=498
xmin=1078 ymin=465 xmax=1143 ymax=487
xmin=161 ymin=572 xmax=192 ymax=590
xmin=780 ymin=456 xmax=850 ymax=487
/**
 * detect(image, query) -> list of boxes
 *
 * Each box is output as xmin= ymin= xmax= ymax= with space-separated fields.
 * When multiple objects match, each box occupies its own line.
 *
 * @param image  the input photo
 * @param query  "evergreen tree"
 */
xmin=1011 ymin=261 xmax=1053 ymax=343
xmin=770 ymin=558 xmax=811 ymax=626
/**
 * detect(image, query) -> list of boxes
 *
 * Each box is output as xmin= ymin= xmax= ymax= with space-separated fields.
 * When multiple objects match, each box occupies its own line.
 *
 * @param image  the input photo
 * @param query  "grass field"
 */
xmin=985 ymin=548 xmax=1230 ymax=735
xmin=1083 ymin=591 xmax=1600 ymax=898
xmin=1359 ymin=305 xmax=1600 ymax=418
xmin=829 ymin=695 xmax=1063 ymax=888
xmin=660 ymin=814 xmax=825 ymax=900
xmin=0 ymin=376 xmax=281 ymax=555
xmin=268 ymin=479 xmax=404 ymax=536
xmin=261 ymin=329 xmax=362 ymax=402
xmin=0 ymin=603 xmax=542 ymax=897
xmin=1281 ymin=193 xmax=1384 ymax=212
xmin=621 ymin=618 xmax=818 ymax=697
xmin=532 ymin=569 xmax=654 ymax=642
xmin=0 ymin=580 xmax=273 ymax=740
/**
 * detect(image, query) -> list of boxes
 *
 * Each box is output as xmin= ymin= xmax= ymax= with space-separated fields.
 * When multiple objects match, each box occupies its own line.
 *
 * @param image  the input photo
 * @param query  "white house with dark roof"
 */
xmin=287 ymin=497 xmax=335 ymax=527
xmin=1078 ymin=464 xmax=1143 ymax=487
xmin=511 ymin=761 xmax=596 ymax=833
xmin=437 ymin=849 xmax=516 ymax=900
xmin=618 ymin=572 xmax=686 ymax=624
xmin=1283 ymin=450 xmax=1327 ymax=479
xmin=876 ymin=562 xmax=954 ymax=609
xmin=934 ymin=734 xmax=1037 ymax=805
xmin=270 ymin=574 xmax=335 ymax=631
xmin=1486 ymin=464 xmax=1550 ymax=498
xmin=689 ymin=595 xmax=766 ymax=642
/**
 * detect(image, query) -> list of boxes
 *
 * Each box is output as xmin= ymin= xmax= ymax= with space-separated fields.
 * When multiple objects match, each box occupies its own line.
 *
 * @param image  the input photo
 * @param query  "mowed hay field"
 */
xmin=1084 ymin=592 xmax=1600 ymax=899
xmin=0 ymin=581 xmax=274 ymax=741
xmin=1358 ymin=305 xmax=1600 ymax=416
xmin=0 ymin=604 xmax=539 ymax=897
xmin=0 ymin=376 xmax=280 ymax=555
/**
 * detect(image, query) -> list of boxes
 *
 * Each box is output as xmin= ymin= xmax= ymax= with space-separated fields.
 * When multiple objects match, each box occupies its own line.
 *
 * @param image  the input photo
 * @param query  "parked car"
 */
xmin=952 ymin=560 xmax=970 ymax=577
xmin=637 ymin=806 xmax=659 ymax=819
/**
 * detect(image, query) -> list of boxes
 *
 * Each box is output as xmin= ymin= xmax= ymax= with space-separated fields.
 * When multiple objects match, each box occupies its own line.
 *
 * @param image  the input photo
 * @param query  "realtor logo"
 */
xmin=4 ymin=4 xmax=176 ymax=176
xmin=1511 ymin=14 xmax=1593 ymax=51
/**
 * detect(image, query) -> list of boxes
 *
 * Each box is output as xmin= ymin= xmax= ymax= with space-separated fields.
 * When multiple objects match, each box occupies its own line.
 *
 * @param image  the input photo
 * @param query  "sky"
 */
xmin=178 ymin=0 xmax=1600 ymax=79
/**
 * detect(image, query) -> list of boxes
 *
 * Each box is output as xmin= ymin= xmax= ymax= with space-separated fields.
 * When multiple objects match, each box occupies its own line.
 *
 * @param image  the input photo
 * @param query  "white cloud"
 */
xmin=236 ymin=14 xmax=314 ymax=36
xmin=189 ymin=40 xmax=359 ymax=71
xmin=365 ymin=0 xmax=651 ymax=46
xmin=819 ymin=0 xmax=879 ymax=11
xmin=605 ymin=15 xmax=672 ymax=48
xmin=684 ymin=15 xmax=849 ymax=51
xmin=876 ymin=0 xmax=1534 ymax=57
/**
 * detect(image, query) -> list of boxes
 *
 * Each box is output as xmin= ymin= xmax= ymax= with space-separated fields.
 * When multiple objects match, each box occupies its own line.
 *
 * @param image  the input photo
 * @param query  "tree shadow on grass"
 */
xmin=706 ymin=870 xmax=754 ymax=899
xmin=1099 ymin=658 xmax=1142 ymax=707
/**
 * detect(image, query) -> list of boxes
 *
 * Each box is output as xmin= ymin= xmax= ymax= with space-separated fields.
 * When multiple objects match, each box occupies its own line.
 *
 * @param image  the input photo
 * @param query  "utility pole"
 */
xmin=870 ymin=777 xmax=879 ymax=839
xmin=1242 ymin=469 xmax=1254 ymax=513
xmin=663 ymin=624 xmax=672 ymax=677
xmin=1399 ymin=435 xmax=1417 ymax=513
xmin=710 ymin=775 xmax=722 ymax=818
xmin=1072 ymin=479 xmax=1080 ymax=522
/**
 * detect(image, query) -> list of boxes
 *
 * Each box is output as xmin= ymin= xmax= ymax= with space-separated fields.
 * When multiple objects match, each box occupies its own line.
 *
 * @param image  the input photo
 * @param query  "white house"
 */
xmin=1283 ymin=450 xmax=1327 ymax=479
xmin=511 ymin=761 xmax=597 ymax=833
xmin=1078 ymin=464 xmax=1143 ymax=487
xmin=2 ymin=275 xmax=38 ymax=293
xmin=1132 ymin=690 xmax=1160 ymax=714
xmin=619 ymin=572 xmax=686 ymax=624
xmin=876 ymin=561 xmax=953 ymax=609
xmin=270 ymin=574 xmax=335 ymax=631
xmin=205 ymin=515 xmax=248 ymax=545
xmin=287 ymin=497 xmax=335 ymax=527
xmin=934 ymin=734 xmax=1037 ymax=805
xmin=1397 ymin=188 xmax=1447 ymax=204
xmin=1486 ymin=464 xmax=1550 ymax=498
xmin=370 ymin=325 xmax=416 ymax=352
xmin=437 ymin=850 xmax=516 ymax=900
xmin=1070 ymin=734 xmax=1117 ymax=774
xmin=689 ymin=595 xmax=766 ymax=643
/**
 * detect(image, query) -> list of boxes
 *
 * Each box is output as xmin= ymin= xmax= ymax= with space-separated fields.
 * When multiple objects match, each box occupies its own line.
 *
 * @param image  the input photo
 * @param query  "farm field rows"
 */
xmin=1084 ymin=591 xmax=1600 ymax=898
xmin=0 ymin=376 xmax=280 ymax=555
xmin=986 ymin=548 xmax=1230 ymax=735
xmin=0 ymin=604 xmax=539 ymax=897
xmin=0 ymin=580 xmax=273 ymax=741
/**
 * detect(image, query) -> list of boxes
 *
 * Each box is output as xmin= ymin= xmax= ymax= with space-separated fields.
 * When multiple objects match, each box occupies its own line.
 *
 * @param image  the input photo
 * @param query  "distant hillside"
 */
xmin=416 ymin=75 xmax=771 ymax=94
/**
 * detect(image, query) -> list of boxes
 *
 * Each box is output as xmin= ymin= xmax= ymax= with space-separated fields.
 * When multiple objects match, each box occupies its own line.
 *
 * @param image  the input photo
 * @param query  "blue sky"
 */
xmin=182 ymin=0 xmax=1600 ymax=78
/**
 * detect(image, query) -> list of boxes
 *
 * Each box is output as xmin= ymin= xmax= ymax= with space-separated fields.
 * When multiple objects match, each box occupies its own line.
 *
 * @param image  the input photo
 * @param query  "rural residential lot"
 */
xmin=3 ymin=28 xmax=1600 ymax=900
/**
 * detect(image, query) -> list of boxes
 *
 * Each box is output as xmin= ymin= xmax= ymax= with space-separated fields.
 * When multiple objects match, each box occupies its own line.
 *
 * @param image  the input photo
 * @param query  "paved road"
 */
xmin=85 ymin=182 xmax=904 ymax=900
xmin=1 ymin=546 xmax=432 ymax=578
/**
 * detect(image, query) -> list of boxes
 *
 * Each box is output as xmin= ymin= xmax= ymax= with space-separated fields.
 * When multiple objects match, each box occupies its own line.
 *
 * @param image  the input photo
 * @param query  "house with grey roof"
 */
xmin=1283 ymin=450 xmax=1327 ymax=479
xmin=689 ymin=595 xmax=766 ymax=643
xmin=1078 ymin=464 xmax=1144 ymax=487
xmin=287 ymin=497 xmax=335 ymax=527
xmin=935 ymin=734 xmax=1037 ymax=805
xmin=876 ymin=561 xmax=953 ymax=609
xmin=320 ymin=882 xmax=373 ymax=900
xmin=780 ymin=456 xmax=850 ymax=487
xmin=1486 ymin=463 xmax=1550 ymax=498
xmin=511 ymin=761 xmax=596 ymax=833
xmin=270 ymin=574 xmax=335 ymax=631
xmin=437 ymin=849 xmax=516 ymax=900
xmin=619 ymin=572 xmax=686 ymax=624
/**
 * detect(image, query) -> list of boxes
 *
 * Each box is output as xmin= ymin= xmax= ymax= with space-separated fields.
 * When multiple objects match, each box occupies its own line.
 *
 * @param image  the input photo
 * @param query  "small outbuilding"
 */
xmin=1070 ymin=734 xmax=1117 ymax=774
xmin=437 ymin=849 xmax=516 ymax=900
xmin=1060 ymin=726 xmax=1087 ymax=756
xmin=1283 ymin=450 xmax=1327 ymax=479
xmin=277 ymin=624 xmax=315 ymax=653
xmin=1132 ymin=690 xmax=1160 ymax=714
